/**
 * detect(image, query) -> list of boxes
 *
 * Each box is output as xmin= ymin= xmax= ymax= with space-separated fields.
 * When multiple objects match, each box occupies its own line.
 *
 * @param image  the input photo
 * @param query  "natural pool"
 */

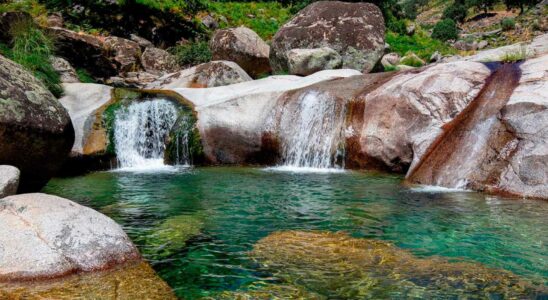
xmin=43 ymin=167 xmax=547 ymax=299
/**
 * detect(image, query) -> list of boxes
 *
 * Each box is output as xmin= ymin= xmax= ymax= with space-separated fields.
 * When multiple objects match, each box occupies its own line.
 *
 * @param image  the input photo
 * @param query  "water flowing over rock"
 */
xmin=0 ymin=193 xmax=140 ymax=281
xmin=349 ymin=61 xmax=491 ymax=173
xmin=0 ymin=165 xmax=19 ymax=198
xmin=273 ymin=90 xmax=345 ymax=169
xmin=0 ymin=55 xmax=74 ymax=192
xmin=251 ymin=231 xmax=546 ymax=299
xmin=408 ymin=63 xmax=522 ymax=190
xmin=146 ymin=61 xmax=252 ymax=89
xmin=114 ymin=99 xmax=181 ymax=169
xmin=169 ymin=69 xmax=361 ymax=164
xmin=210 ymin=26 xmax=271 ymax=77
xmin=409 ymin=55 xmax=548 ymax=199
xmin=270 ymin=1 xmax=385 ymax=73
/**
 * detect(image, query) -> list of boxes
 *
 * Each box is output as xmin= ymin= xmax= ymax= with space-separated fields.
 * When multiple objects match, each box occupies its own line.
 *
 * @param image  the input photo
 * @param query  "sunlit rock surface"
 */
xmin=170 ymin=69 xmax=361 ymax=164
xmin=0 ymin=193 xmax=139 ymax=281
xmin=0 ymin=261 xmax=176 ymax=299
xmin=251 ymin=231 xmax=547 ymax=299
xmin=0 ymin=165 xmax=19 ymax=198
xmin=351 ymin=61 xmax=491 ymax=173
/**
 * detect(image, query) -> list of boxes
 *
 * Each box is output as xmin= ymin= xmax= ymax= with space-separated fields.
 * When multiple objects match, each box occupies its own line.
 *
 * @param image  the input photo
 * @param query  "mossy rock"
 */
xmin=143 ymin=214 xmax=204 ymax=259
xmin=251 ymin=231 xmax=546 ymax=299
xmin=0 ymin=261 xmax=176 ymax=299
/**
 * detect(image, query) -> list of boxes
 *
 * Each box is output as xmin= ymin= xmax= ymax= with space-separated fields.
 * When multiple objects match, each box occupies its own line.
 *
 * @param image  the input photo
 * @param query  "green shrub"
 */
xmin=401 ymin=0 xmax=418 ymax=20
xmin=400 ymin=53 xmax=425 ymax=67
xmin=431 ymin=19 xmax=459 ymax=41
xmin=387 ymin=17 xmax=408 ymax=35
xmin=500 ymin=17 xmax=516 ymax=31
xmin=443 ymin=3 xmax=467 ymax=22
xmin=76 ymin=68 xmax=96 ymax=83
xmin=501 ymin=46 xmax=527 ymax=62
xmin=6 ymin=19 xmax=62 ymax=97
xmin=386 ymin=30 xmax=457 ymax=60
xmin=170 ymin=41 xmax=212 ymax=67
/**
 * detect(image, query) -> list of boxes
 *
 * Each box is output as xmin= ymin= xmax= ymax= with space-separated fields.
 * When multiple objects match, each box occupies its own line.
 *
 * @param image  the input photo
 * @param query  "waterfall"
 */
xmin=113 ymin=99 xmax=186 ymax=170
xmin=275 ymin=90 xmax=345 ymax=171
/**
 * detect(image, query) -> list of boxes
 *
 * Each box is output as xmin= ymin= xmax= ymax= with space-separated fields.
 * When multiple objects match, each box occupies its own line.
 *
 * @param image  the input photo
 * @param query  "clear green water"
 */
xmin=43 ymin=167 xmax=547 ymax=299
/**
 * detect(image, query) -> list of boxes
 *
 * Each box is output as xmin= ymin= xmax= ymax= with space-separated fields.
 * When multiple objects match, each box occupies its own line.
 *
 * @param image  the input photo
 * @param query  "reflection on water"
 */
xmin=44 ymin=167 xmax=548 ymax=299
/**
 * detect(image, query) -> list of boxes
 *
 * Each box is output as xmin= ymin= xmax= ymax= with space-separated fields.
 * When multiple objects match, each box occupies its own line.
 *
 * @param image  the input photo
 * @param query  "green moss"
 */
xmin=102 ymin=102 xmax=122 ymax=156
xmin=76 ymin=68 xmax=96 ymax=83
xmin=143 ymin=214 xmax=204 ymax=259
xmin=169 ymin=41 xmax=211 ymax=67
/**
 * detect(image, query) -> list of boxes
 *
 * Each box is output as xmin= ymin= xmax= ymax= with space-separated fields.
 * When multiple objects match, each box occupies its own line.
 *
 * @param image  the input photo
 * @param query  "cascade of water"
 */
xmin=277 ymin=90 xmax=345 ymax=170
xmin=114 ymin=99 xmax=179 ymax=169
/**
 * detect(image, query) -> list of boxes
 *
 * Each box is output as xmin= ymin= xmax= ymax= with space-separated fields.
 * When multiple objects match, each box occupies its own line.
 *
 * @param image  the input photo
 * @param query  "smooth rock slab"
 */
xmin=0 ymin=193 xmax=139 ymax=281
xmin=0 ymin=165 xmax=19 ymax=198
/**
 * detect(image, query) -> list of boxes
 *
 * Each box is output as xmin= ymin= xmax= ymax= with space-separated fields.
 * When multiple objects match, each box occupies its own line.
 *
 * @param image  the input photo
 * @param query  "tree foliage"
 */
xmin=432 ymin=18 xmax=459 ymax=41
xmin=504 ymin=0 xmax=540 ymax=14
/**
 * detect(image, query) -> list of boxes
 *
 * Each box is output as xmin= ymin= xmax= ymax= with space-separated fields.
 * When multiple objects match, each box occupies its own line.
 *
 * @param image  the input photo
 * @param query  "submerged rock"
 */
xmin=210 ymin=26 xmax=271 ymax=77
xmin=0 ymin=55 xmax=74 ymax=192
xmin=0 ymin=165 xmax=19 ymax=198
xmin=143 ymin=214 xmax=204 ymax=259
xmin=147 ymin=61 xmax=252 ymax=89
xmin=0 ymin=261 xmax=176 ymax=299
xmin=0 ymin=193 xmax=140 ymax=281
xmin=251 ymin=231 xmax=546 ymax=299
xmin=203 ymin=283 xmax=325 ymax=300
xmin=270 ymin=1 xmax=385 ymax=73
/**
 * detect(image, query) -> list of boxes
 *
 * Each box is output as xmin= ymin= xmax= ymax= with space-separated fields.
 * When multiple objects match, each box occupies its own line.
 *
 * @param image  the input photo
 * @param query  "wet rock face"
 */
xmin=0 ymin=165 xmax=19 ymax=198
xmin=209 ymin=26 xmax=271 ymax=77
xmin=251 ymin=231 xmax=546 ymax=299
xmin=0 ymin=55 xmax=74 ymax=192
xmin=349 ymin=61 xmax=491 ymax=173
xmin=270 ymin=1 xmax=385 ymax=73
xmin=492 ymin=55 xmax=548 ymax=198
xmin=0 ymin=261 xmax=176 ymax=299
xmin=0 ymin=193 xmax=140 ymax=281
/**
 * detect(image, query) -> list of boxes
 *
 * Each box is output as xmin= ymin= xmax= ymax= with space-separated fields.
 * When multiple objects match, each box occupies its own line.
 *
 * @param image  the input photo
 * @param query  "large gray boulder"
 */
xmin=0 ymin=55 xmax=74 ymax=192
xmin=270 ymin=1 xmax=385 ymax=74
xmin=287 ymin=47 xmax=342 ymax=76
xmin=51 ymin=56 xmax=80 ymax=83
xmin=209 ymin=26 xmax=271 ymax=77
xmin=146 ymin=61 xmax=252 ymax=89
xmin=0 ymin=165 xmax=19 ymax=198
xmin=0 ymin=193 xmax=140 ymax=281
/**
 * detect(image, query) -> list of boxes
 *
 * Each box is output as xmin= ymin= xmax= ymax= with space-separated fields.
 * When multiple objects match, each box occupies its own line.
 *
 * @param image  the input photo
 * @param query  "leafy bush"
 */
xmin=386 ymin=30 xmax=457 ymax=60
xmin=2 ymin=19 xmax=62 ymax=97
xmin=431 ymin=19 xmax=459 ymax=41
xmin=500 ymin=17 xmax=516 ymax=31
xmin=206 ymin=1 xmax=292 ymax=40
xmin=170 ymin=41 xmax=212 ymax=67
xmin=443 ymin=3 xmax=467 ymax=22
xmin=401 ymin=0 xmax=418 ymax=20
xmin=387 ymin=17 xmax=408 ymax=35
xmin=400 ymin=53 xmax=425 ymax=67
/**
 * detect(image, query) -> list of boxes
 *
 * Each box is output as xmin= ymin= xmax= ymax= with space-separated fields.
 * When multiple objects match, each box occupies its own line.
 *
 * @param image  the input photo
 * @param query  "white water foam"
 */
xmin=409 ymin=185 xmax=472 ymax=193
xmin=113 ymin=99 xmax=187 ymax=171
xmin=273 ymin=90 xmax=346 ymax=172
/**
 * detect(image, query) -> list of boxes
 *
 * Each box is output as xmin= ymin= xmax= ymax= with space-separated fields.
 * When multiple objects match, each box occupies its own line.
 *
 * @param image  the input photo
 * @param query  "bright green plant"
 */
xmin=170 ymin=41 xmax=212 ymax=67
xmin=443 ymin=2 xmax=468 ymax=22
xmin=76 ymin=68 xmax=96 ymax=83
xmin=7 ymin=19 xmax=62 ymax=97
xmin=500 ymin=17 xmax=516 ymax=31
xmin=386 ymin=30 xmax=457 ymax=61
xmin=431 ymin=19 xmax=459 ymax=41
xmin=500 ymin=45 xmax=528 ymax=62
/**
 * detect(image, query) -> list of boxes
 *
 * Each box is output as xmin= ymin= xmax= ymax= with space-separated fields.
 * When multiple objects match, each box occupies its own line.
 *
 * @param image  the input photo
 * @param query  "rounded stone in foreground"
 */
xmin=0 ymin=193 xmax=140 ymax=281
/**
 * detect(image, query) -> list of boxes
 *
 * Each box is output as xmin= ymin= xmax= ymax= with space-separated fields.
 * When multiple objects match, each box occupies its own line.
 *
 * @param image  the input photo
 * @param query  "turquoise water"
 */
xmin=43 ymin=167 xmax=547 ymax=298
